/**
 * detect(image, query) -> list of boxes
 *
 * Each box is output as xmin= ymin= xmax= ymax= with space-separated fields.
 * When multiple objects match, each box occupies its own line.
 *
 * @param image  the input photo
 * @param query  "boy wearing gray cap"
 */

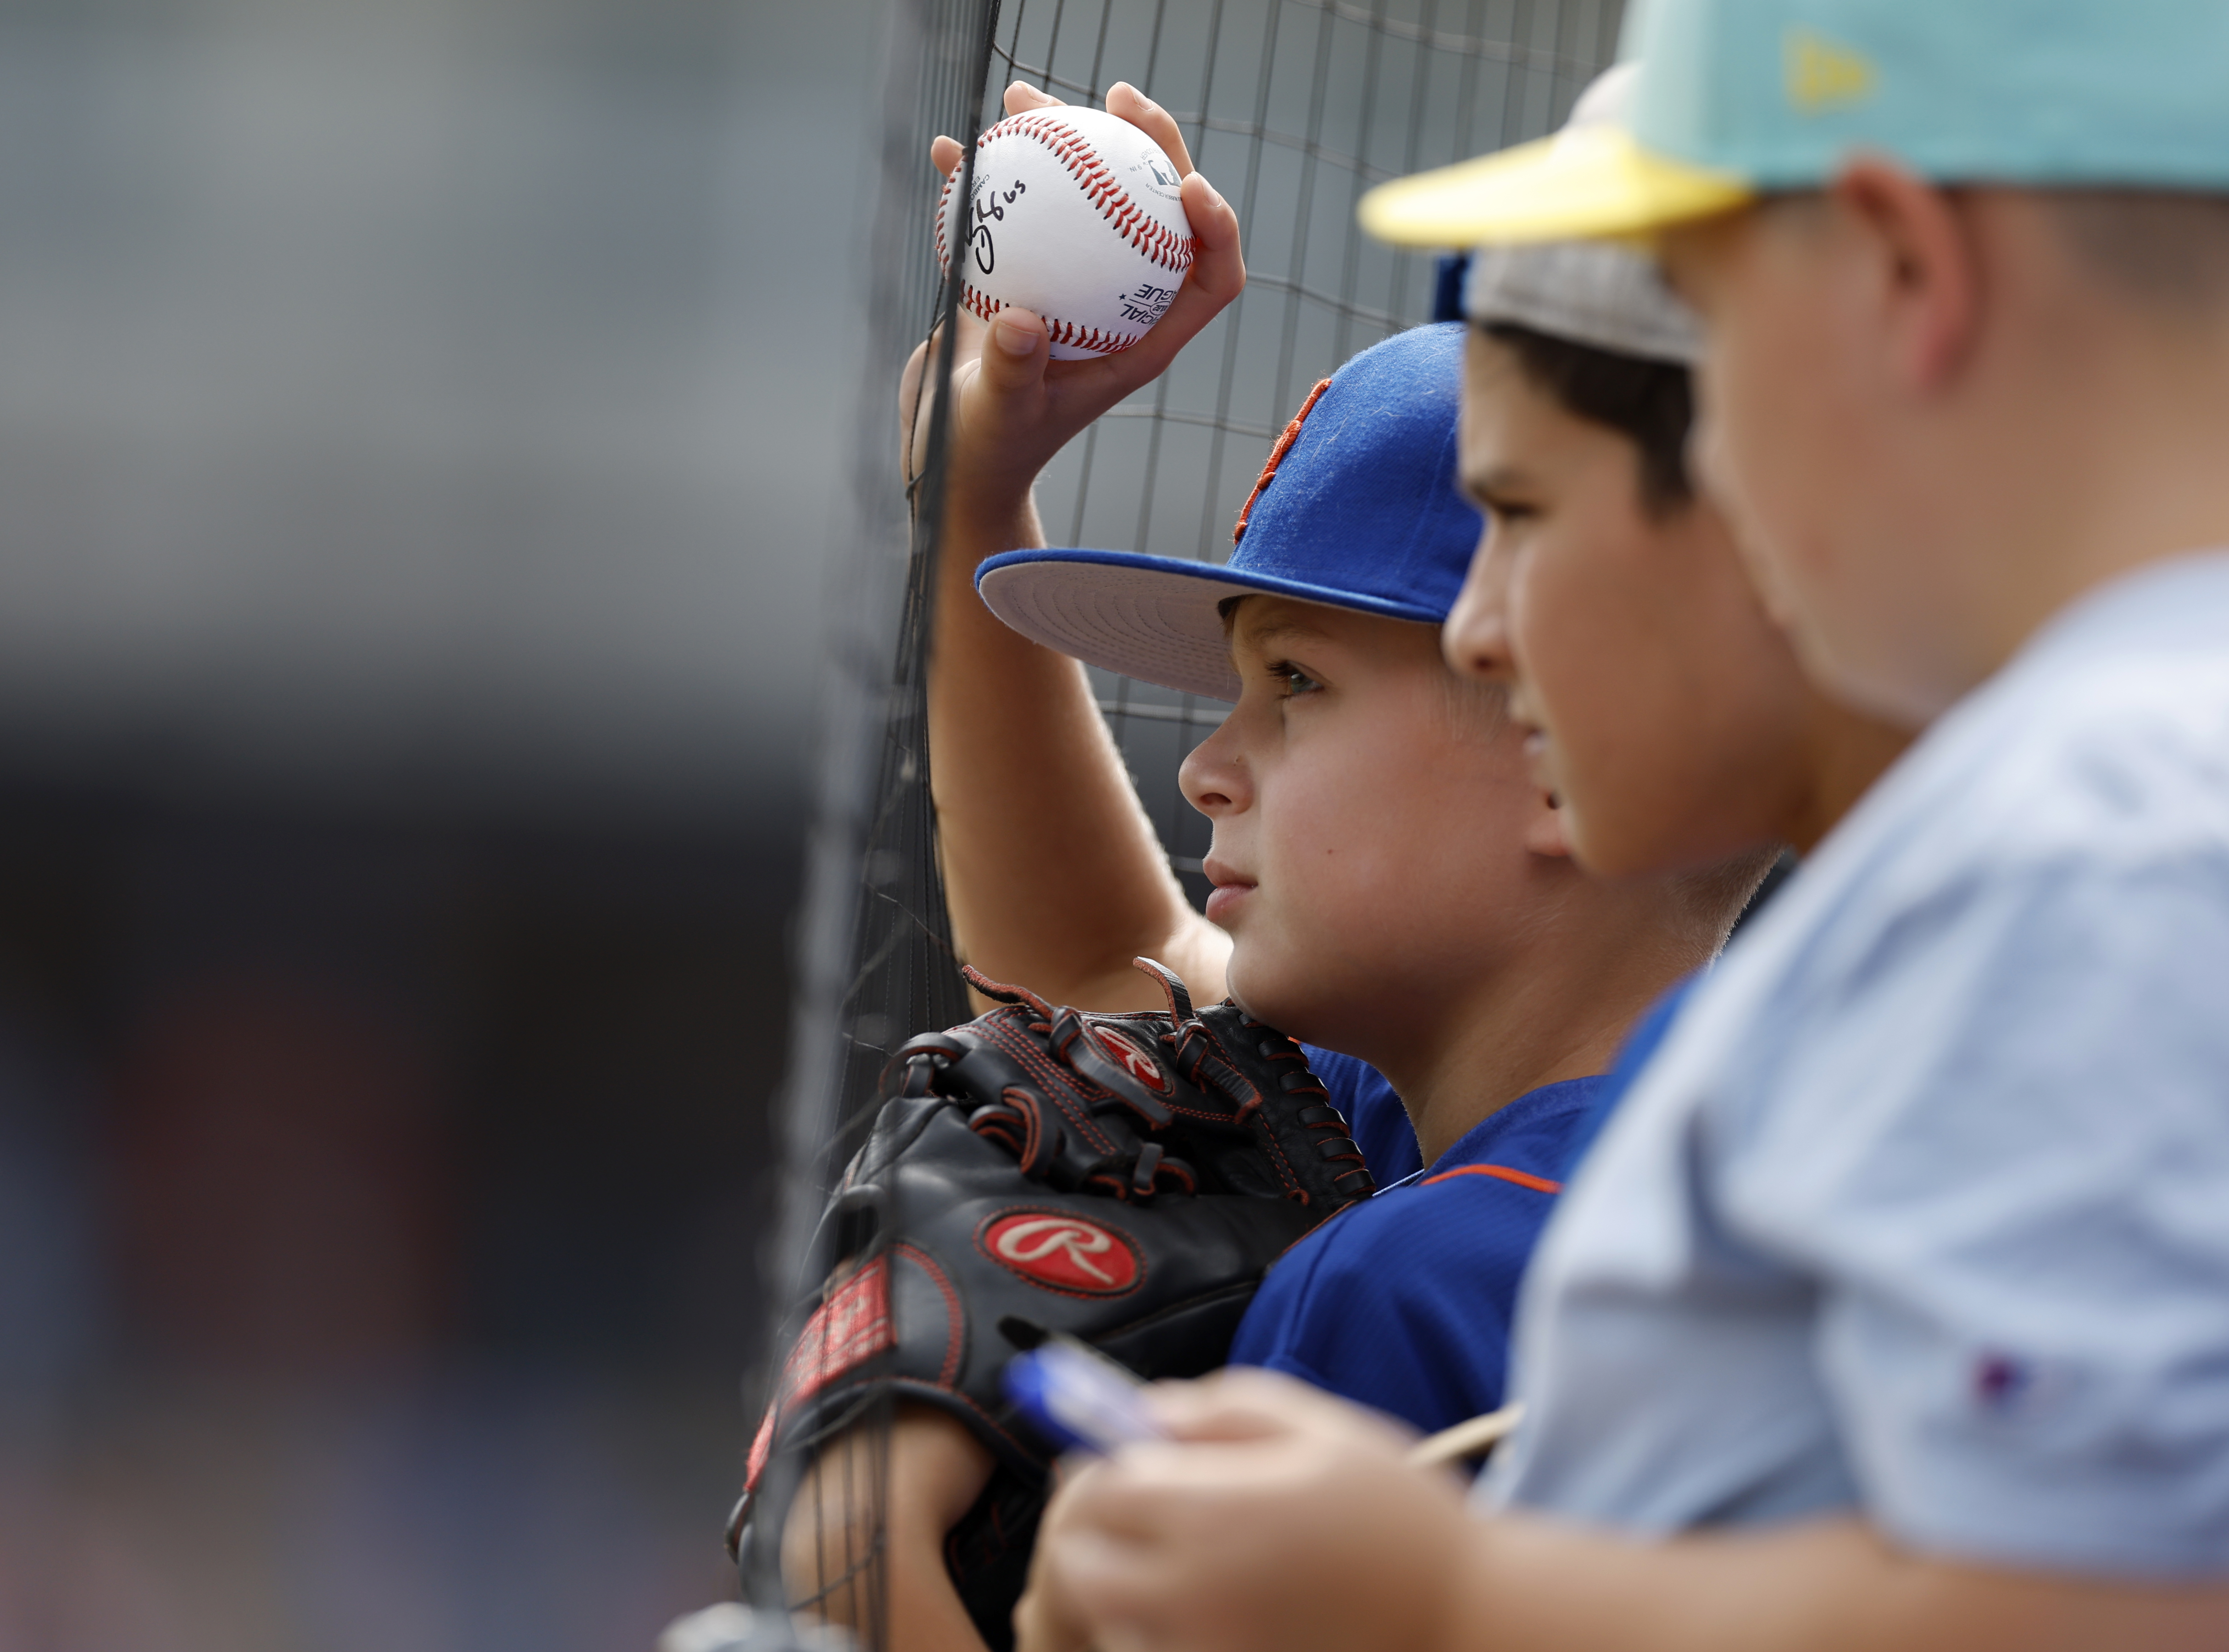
xmin=779 ymin=78 xmax=1775 ymax=1652
xmin=1017 ymin=7 xmax=2229 ymax=1651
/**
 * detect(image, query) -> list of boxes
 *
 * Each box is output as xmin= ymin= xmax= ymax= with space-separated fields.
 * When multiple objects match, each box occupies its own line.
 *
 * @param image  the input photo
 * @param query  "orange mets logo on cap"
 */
xmin=980 ymin=1209 xmax=1144 ymax=1295
xmin=1090 ymin=1025 xmax=1172 ymax=1095
xmin=1232 ymin=376 xmax=1332 ymax=545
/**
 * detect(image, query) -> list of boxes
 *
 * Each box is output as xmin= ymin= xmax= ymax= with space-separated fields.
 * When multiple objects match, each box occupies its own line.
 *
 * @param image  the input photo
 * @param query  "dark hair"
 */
xmin=2046 ymin=190 xmax=2229 ymax=310
xmin=1480 ymin=322 xmax=1695 ymax=513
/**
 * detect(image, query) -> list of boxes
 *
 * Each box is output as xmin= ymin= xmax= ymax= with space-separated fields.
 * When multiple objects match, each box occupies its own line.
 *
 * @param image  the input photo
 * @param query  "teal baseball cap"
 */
xmin=1360 ymin=0 xmax=2229 ymax=248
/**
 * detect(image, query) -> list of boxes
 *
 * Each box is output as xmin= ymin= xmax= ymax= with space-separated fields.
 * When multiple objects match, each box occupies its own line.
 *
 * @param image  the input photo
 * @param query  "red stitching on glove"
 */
xmin=974 ymin=1013 xmax=1122 ymax=1156
xmin=895 ymin=1241 xmax=968 ymax=1386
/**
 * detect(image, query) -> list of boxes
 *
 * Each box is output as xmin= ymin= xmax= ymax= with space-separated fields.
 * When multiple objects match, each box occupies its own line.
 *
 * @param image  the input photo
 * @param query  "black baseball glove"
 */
xmin=731 ymin=958 xmax=1375 ymax=1649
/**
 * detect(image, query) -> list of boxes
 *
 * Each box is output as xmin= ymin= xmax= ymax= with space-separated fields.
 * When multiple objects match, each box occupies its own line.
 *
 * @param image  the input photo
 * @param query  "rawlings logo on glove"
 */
xmin=981 ymin=1210 xmax=1143 ymax=1292
xmin=731 ymin=958 xmax=1375 ymax=1650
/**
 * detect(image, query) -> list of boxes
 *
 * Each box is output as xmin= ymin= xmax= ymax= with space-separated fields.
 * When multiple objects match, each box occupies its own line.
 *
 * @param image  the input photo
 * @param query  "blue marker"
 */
xmin=1003 ymin=1335 xmax=1171 ymax=1456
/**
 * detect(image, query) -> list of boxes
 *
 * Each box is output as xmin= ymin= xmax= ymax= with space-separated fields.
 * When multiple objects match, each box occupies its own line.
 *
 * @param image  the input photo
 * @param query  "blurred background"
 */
xmin=0 ymin=0 xmax=878 ymax=1645
xmin=0 ymin=0 xmax=1618 ymax=1644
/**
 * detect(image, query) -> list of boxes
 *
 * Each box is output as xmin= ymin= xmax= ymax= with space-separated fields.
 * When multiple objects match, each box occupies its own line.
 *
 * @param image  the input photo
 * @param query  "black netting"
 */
xmin=984 ymin=0 xmax=1623 ymax=904
xmin=739 ymin=1 xmax=1624 ymax=1644
xmin=736 ymin=0 xmax=1001 ymax=1636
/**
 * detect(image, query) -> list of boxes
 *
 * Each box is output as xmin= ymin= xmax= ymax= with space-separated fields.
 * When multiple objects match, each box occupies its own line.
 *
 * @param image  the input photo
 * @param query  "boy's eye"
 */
xmin=1267 ymin=660 xmax=1324 ymax=697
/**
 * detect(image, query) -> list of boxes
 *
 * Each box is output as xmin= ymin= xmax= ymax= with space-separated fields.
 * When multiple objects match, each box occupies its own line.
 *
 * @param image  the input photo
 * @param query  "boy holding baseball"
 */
xmin=1016 ymin=5 xmax=2229 ymax=1649
xmin=780 ymin=78 xmax=1775 ymax=1652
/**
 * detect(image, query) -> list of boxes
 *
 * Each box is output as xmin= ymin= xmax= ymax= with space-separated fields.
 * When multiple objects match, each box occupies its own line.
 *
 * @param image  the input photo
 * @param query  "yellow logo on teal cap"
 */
xmin=1785 ymin=27 xmax=1876 ymax=113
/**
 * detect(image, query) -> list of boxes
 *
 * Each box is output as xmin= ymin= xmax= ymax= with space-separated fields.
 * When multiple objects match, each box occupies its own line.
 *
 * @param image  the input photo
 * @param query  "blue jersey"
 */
xmin=1562 ymin=975 xmax=1699 ymax=1168
xmin=1302 ymin=1020 xmax=1690 ymax=1187
xmin=1302 ymin=1044 xmax=1423 ymax=1184
xmin=1227 ymin=1076 xmax=1602 ymax=1436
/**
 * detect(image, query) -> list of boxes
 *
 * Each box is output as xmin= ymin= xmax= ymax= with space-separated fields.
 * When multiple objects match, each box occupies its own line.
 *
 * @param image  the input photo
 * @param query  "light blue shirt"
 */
xmin=1485 ymin=553 xmax=2229 ymax=1580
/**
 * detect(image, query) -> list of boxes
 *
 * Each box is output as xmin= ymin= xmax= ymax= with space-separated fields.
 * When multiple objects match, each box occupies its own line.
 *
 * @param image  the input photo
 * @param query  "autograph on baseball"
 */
xmin=966 ymin=177 xmax=1028 ymax=274
xmin=937 ymin=104 xmax=1196 ymax=357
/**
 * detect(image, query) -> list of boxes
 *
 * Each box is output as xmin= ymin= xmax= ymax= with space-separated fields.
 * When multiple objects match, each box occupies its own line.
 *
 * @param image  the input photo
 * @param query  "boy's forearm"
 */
xmin=881 ymin=1522 xmax=997 ymax=1652
xmin=1017 ymin=1372 xmax=2229 ymax=1652
xmin=904 ymin=82 xmax=1245 ymax=1013
xmin=928 ymin=486 xmax=1226 ymax=1010
xmin=1454 ymin=1513 xmax=2229 ymax=1652
xmin=786 ymin=1409 xmax=1000 ymax=1652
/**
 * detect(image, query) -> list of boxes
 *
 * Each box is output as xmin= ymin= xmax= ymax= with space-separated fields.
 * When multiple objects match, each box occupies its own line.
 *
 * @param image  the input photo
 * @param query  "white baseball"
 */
xmin=936 ymin=105 xmax=1196 ymax=360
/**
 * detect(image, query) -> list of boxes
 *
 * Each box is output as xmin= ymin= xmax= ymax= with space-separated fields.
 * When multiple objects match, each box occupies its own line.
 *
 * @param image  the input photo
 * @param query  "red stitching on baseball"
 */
xmin=954 ymin=281 xmax=1144 ymax=355
xmin=934 ymin=113 xmax=1196 ymax=353
xmin=934 ymin=167 xmax=955 ymax=273
xmin=968 ymin=111 xmax=1196 ymax=276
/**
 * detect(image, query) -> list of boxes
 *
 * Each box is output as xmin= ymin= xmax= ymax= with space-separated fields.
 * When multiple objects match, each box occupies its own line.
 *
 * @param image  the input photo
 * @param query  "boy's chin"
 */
xmin=1221 ymin=957 xmax=1323 ymax=1043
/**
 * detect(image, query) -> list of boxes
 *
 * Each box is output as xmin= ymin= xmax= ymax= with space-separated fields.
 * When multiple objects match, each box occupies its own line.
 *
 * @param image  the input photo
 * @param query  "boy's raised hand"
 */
xmin=1013 ymin=1369 xmax=1469 ymax=1652
xmin=901 ymin=79 xmax=1245 ymax=520
xmin=1013 ymin=1371 xmax=2229 ymax=1652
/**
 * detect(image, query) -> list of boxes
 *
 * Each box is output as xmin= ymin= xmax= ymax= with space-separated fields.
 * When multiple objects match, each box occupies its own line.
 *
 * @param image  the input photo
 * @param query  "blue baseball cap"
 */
xmin=1358 ymin=0 xmax=2229 ymax=248
xmin=976 ymin=322 xmax=1482 ymax=701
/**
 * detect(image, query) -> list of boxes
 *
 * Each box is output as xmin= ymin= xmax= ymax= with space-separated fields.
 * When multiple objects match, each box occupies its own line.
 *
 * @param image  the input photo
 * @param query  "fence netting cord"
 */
xmin=743 ymin=2 xmax=1623 ymax=1646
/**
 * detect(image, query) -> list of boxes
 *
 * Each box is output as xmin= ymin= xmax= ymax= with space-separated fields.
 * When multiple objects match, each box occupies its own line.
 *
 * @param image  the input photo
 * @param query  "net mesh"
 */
xmin=737 ymin=0 xmax=999 ymax=1635
xmin=988 ymin=0 xmax=1623 ymax=905
xmin=745 ymin=0 xmax=1625 ymax=1642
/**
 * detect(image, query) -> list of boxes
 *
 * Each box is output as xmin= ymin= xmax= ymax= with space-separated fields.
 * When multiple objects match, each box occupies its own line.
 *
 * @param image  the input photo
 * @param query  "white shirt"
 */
xmin=1485 ymin=552 xmax=2229 ymax=1580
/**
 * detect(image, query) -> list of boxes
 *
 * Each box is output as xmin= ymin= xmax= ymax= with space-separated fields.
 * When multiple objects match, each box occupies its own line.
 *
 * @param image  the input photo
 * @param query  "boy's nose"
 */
xmin=1178 ymin=725 xmax=1251 ymax=815
xmin=1444 ymin=529 xmax=1514 ymax=682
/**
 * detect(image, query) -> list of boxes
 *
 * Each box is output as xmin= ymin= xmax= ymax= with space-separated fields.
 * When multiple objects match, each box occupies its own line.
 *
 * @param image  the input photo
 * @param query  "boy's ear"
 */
xmin=1523 ymin=791 xmax=1574 ymax=859
xmin=1828 ymin=159 xmax=1981 ymax=394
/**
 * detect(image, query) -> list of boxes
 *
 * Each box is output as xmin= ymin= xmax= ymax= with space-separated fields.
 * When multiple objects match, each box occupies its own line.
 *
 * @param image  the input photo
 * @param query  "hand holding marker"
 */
xmin=1005 ymin=1335 xmax=1522 ymax=1466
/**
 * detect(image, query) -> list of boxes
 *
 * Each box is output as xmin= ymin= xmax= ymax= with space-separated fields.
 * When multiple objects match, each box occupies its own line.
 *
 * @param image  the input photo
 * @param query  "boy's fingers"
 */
xmin=929 ymin=134 xmax=963 ymax=179
xmin=1148 ymin=1370 xmax=1420 ymax=1453
xmin=1167 ymin=173 xmax=1247 ymax=316
xmin=1012 ymin=1575 xmax=1093 ymax=1652
xmin=1034 ymin=1527 xmax=1167 ymax=1649
xmin=898 ymin=334 xmax=933 ymax=476
xmin=1178 ymin=171 xmax=1244 ymax=286
xmin=1036 ymin=1472 xmax=1223 ymax=1652
xmin=909 ymin=310 xmax=989 ymax=440
xmin=901 ymin=334 xmax=931 ymax=403
xmin=1128 ymin=1375 xmax=1295 ymax=1444
xmin=974 ymin=307 xmax=1050 ymax=395
xmin=1105 ymin=82 xmax=1195 ymax=176
xmin=1057 ymin=172 xmax=1241 ymax=392
xmin=951 ymin=306 xmax=989 ymax=355
xmin=1015 ymin=1475 xmax=1114 ymax=1652
xmin=1005 ymin=78 xmax=1063 ymax=113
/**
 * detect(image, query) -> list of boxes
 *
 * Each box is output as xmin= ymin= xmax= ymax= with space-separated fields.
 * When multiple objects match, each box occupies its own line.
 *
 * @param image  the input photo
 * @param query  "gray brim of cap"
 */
xmin=1465 ymin=239 xmax=1702 ymax=365
xmin=977 ymin=550 xmax=1444 ymax=703
xmin=978 ymin=555 xmax=1244 ymax=700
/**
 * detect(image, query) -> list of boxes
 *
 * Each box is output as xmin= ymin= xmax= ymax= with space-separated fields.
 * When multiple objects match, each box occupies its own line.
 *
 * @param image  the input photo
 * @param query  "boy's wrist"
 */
xmin=1439 ymin=1515 xmax=1522 ymax=1652
xmin=943 ymin=484 xmax=1042 ymax=560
